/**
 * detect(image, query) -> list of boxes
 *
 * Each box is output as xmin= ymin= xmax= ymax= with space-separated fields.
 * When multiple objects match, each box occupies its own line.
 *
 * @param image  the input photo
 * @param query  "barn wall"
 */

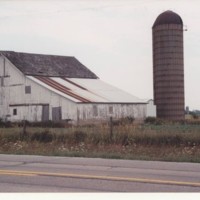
xmin=77 ymin=103 xmax=147 ymax=123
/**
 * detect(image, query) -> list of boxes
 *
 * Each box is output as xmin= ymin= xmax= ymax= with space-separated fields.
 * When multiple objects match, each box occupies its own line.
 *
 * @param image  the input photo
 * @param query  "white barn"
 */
xmin=0 ymin=51 xmax=156 ymax=124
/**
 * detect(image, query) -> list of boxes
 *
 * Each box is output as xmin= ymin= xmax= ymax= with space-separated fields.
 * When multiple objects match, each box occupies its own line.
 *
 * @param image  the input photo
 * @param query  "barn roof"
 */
xmin=0 ymin=51 xmax=98 ymax=79
xmin=28 ymin=76 xmax=147 ymax=104
xmin=0 ymin=50 xmax=146 ymax=104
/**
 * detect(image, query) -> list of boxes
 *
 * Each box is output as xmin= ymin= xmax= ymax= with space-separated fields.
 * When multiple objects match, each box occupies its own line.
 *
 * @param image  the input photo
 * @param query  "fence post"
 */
xmin=22 ymin=120 xmax=27 ymax=138
xmin=110 ymin=117 xmax=113 ymax=140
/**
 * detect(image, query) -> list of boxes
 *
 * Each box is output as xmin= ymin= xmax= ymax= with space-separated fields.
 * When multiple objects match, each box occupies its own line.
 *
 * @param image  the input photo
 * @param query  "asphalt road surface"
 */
xmin=0 ymin=154 xmax=200 ymax=192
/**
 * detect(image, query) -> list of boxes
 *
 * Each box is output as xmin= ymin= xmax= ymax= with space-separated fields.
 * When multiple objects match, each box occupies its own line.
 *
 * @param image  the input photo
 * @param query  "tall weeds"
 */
xmin=1 ymin=123 xmax=200 ymax=147
xmin=1 ymin=123 xmax=200 ymax=164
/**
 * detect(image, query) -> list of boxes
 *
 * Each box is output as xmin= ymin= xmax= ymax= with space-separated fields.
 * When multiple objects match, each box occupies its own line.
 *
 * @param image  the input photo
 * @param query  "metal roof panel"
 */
xmin=28 ymin=76 xmax=147 ymax=104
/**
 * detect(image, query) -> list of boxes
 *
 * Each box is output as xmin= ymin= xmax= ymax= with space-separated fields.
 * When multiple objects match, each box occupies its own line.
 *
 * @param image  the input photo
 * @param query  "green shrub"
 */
xmin=0 ymin=119 xmax=12 ymax=128
xmin=73 ymin=131 xmax=87 ymax=143
xmin=55 ymin=133 xmax=69 ymax=143
xmin=112 ymin=116 xmax=135 ymax=126
xmin=0 ymin=132 xmax=20 ymax=143
xmin=144 ymin=117 xmax=157 ymax=124
xmin=30 ymin=131 xmax=53 ymax=143
xmin=13 ymin=120 xmax=72 ymax=128
xmin=144 ymin=117 xmax=166 ymax=125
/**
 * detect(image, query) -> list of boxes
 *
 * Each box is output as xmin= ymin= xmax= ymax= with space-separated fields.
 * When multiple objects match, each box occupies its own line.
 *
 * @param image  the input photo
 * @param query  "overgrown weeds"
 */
xmin=0 ymin=122 xmax=200 ymax=162
xmin=1 ymin=124 xmax=200 ymax=146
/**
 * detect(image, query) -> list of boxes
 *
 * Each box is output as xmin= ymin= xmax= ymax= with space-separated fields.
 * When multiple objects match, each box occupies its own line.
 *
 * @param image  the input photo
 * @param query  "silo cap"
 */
xmin=153 ymin=10 xmax=183 ymax=28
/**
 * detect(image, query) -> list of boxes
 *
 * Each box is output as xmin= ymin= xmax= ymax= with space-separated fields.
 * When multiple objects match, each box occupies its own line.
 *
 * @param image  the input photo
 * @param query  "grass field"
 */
xmin=0 ymin=122 xmax=200 ymax=163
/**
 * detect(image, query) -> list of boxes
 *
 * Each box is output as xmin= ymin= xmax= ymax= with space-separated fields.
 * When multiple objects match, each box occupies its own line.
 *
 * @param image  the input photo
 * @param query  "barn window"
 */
xmin=25 ymin=86 xmax=31 ymax=94
xmin=93 ymin=105 xmax=98 ymax=117
xmin=13 ymin=109 xmax=17 ymax=115
xmin=109 ymin=106 xmax=113 ymax=115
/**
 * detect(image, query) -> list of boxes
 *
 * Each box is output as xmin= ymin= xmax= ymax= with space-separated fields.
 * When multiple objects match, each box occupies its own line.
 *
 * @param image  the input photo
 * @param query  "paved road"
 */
xmin=0 ymin=154 xmax=200 ymax=192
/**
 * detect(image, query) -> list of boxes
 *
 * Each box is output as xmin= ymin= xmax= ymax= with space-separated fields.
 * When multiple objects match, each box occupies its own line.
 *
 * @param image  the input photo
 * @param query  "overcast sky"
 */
xmin=0 ymin=0 xmax=200 ymax=110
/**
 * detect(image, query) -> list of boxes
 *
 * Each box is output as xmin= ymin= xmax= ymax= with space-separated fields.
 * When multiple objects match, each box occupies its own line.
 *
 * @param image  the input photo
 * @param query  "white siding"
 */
xmin=11 ymin=106 xmax=42 ymax=122
xmin=77 ymin=103 xmax=147 ymax=123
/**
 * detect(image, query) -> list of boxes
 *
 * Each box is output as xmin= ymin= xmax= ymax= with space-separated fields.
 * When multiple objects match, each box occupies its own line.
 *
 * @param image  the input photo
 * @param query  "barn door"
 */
xmin=52 ymin=107 xmax=62 ymax=121
xmin=42 ymin=105 xmax=49 ymax=121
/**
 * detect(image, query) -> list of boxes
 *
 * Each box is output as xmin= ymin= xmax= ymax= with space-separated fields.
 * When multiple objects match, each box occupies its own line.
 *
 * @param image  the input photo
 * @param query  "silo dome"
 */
xmin=153 ymin=10 xmax=183 ymax=28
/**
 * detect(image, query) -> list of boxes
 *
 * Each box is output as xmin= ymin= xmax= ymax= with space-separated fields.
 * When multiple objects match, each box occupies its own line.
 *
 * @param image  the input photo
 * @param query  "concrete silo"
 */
xmin=152 ymin=10 xmax=185 ymax=120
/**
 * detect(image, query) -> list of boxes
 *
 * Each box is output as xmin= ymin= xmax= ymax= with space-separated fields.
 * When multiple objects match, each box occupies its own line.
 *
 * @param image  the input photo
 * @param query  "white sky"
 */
xmin=0 ymin=0 xmax=200 ymax=110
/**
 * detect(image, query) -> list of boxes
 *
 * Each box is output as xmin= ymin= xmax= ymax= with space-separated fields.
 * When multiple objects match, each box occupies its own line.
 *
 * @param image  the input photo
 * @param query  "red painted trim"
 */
xmin=35 ymin=76 xmax=91 ymax=103
xmin=61 ymin=78 xmax=87 ymax=90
